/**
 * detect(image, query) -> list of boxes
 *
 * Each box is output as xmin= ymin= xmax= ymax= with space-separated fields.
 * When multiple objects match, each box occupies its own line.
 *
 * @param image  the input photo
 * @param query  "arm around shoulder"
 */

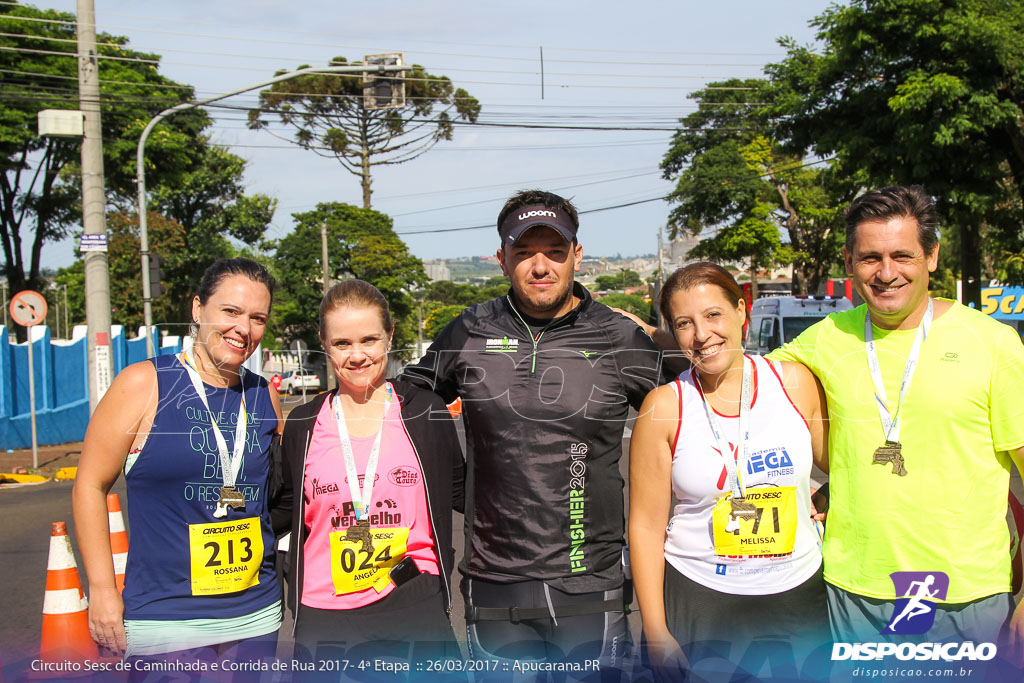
xmin=780 ymin=361 xmax=829 ymax=474
xmin=399 ymin=315 xmax=468 ymax=403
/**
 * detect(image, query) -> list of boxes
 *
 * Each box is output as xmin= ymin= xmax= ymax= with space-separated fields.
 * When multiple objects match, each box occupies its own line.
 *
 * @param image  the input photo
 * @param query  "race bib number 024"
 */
xmin=712 ymin=487 xmax=797 ymax=557
xmin=188 ymin=517 xmax=263 ymax=596
xmin=329 ymin=527 xmax=409 ymax=595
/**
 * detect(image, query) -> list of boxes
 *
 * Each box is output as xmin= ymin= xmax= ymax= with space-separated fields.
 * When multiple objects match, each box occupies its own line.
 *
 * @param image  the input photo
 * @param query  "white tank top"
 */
xmin=664 ymin=355 xmax=822 ymax=594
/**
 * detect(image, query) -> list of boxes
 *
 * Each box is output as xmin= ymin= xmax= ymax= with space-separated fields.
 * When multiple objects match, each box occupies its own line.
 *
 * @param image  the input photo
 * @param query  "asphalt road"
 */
xmin=0 ymin=475 xmax=127 ymax=678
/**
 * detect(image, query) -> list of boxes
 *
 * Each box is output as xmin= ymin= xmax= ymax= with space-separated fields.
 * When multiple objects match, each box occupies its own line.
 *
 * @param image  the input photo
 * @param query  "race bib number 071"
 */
xmin=188 ymin=517 xmax=263 ymax=596
xmin=712 ymin=487 xmax=798 ymax=557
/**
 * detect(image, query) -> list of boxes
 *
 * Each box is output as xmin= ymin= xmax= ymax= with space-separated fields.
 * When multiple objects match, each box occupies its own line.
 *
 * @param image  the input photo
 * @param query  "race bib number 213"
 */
xmin=188 ymin=517 xmax=263 ymax=596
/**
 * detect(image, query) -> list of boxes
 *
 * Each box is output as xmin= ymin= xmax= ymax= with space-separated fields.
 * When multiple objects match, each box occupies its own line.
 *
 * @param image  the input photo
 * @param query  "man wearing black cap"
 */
xmin=402 ymin=189 xmax=677 ymax=674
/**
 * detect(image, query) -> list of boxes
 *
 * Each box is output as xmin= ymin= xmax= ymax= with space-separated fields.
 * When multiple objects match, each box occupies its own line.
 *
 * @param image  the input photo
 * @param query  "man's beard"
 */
xmin=512 ymin=279 xmax=574 ymax=316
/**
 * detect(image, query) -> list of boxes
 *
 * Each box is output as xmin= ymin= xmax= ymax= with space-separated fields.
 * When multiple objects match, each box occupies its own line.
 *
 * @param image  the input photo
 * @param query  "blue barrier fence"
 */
xmin=0 ymin=325 xmax=182 ymax=451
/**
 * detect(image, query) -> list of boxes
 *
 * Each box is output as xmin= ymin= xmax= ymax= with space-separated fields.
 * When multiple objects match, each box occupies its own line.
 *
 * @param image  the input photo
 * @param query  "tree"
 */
xmin=661 ymin=79 xmax=851 ymax=295
xmin=595 ymin=269 xmax=643 ymax=292
xmin=0 ymin=2 xmax=211 ymax=307
xmin=423 ymin=304 xmax=463 ymax=339
xmin=423 ymin=280 xmax=506 ymax=307
xmin=769 ymin=0 xmax=1024 ymax=305
xmin=104 ymin=211 xmax=187 ymax=332
xmin=272 ymin=203 xmax=427 ymax=353
xmin=53 ymin=260 xmax=84 ymax=330
xmin=248 ymin=57 xmax=481 ymax=208
xmin=149 ymin=144 xmax=276 ymax=321
xmin=595 ymin=293 xmax=652 ymax=323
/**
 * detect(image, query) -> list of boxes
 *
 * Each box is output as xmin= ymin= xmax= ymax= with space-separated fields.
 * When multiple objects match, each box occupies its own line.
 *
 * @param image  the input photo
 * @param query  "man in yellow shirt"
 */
xmin=771 ymin=186 xmax=1024 ymax=665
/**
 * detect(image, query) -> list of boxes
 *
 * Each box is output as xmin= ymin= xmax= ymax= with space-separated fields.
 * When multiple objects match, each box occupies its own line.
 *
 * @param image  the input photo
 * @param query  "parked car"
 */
xmin=280 ymin=369 xmax=320 ymax=395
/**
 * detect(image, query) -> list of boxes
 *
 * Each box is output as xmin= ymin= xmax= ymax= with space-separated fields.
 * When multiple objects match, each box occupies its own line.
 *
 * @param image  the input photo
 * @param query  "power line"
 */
xmin=0 ymin=26 xmax=773 ymax=71
xmin=394 ymin=157 xmax=835 ymax=235
xmin=0 ymin=43 xmax=158 ymax=64
xmin=0 ymin=66 xmax=195 ymax=89
xmin=4 ymin=2 xmax=785 ymax=59
xmin=390 ymin=170 xmax=662 ymax=217
xmin=395 ymin=195 xmax=669 ymax=236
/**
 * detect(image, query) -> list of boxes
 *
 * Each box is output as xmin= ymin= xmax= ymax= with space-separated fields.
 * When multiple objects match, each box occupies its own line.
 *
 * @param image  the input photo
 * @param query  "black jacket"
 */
xmin=401 ymin=283 xmax=682 ymax=593
xmin=270 ymin=379 xmax=465 ymax=626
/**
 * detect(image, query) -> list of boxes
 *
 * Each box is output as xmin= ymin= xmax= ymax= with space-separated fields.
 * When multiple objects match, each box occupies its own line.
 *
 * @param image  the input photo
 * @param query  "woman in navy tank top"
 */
xmin=72 ymin=258 xmax=284 ymax=663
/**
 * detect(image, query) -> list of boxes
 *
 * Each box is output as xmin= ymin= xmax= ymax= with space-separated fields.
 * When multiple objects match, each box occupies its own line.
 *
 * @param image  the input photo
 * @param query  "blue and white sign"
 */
xmin=79 ymin=234 xmax=108 ymax=252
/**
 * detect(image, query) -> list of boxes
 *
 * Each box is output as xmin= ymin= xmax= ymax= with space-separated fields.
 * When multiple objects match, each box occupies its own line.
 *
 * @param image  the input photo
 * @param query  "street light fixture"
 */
xmin=136 ymin=59 xmax=407 ymax=358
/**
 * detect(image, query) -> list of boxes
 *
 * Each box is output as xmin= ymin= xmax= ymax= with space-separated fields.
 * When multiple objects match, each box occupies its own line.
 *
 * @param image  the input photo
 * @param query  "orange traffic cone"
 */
xmin=39 ymin=522 xmax=98 ymax=668
xmin=446 ymin=397 xmax=463 ymax=419
xmin=106 ymin=494 xmax=128 ymax=593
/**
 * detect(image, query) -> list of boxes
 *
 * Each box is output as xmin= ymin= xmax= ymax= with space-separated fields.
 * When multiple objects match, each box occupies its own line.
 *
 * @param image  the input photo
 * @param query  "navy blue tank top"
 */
xmin=122 ymin=354 xmax=280 ymax=620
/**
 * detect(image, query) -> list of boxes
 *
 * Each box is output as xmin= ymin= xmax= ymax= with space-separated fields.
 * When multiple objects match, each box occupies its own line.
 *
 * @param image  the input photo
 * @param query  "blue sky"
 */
xmin=31 ymin=0 xmax=831 ymax=268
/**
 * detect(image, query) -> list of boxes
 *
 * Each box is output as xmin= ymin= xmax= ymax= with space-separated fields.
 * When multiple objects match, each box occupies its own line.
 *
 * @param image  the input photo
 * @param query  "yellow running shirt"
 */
xmin=770 ymin=300 xmax=1024 ymax=602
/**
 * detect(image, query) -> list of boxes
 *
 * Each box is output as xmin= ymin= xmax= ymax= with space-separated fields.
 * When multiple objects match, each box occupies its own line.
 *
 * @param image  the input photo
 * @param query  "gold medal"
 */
xmin=872 ymin=442 xmax=907 ymax=476
xmin=218 ymin=485 xmax=247 ymax=509
xmin=345 ymin=518 xmax=374 ymax=555
xmin=729 ymin=497 xmax=757 ymax=519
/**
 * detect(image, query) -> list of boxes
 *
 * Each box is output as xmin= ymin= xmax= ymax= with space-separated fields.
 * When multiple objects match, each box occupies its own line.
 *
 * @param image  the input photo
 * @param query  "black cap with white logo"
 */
xmin=498 ymin=204 xmax=577 ymax=245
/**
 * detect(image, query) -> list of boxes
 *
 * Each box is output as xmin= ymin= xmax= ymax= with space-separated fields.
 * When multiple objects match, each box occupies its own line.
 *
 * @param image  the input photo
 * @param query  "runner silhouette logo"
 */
xmin=882 ymin=571 xmax=949 ymax=634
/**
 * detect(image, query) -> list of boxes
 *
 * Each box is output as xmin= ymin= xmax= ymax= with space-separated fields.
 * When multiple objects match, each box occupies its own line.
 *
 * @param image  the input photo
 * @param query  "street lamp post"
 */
xmin=136 ymin=61 xmax=406 ymax=358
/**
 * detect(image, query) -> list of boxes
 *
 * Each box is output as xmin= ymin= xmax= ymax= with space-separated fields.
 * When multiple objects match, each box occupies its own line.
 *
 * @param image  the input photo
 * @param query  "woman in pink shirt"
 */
xmin=271 ymin=280 xmax=465 ymax=666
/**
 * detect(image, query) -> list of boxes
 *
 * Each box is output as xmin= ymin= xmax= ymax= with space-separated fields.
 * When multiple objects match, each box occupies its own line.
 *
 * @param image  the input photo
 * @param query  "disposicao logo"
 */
xmin=831 ymin=571 xmax=997 ymax=662
xmin=883 ymin=571 xmax=948 ymax=634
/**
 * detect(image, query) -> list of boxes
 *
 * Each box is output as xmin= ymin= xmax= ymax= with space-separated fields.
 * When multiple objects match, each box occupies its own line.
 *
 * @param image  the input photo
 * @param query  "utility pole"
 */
xmin=321 ymin=222 xmax=335 ymax=391
xmin=654 ymin=226 xmax=665 ymax=327
xmin=78 ymin=0 xmax=113 ymax=413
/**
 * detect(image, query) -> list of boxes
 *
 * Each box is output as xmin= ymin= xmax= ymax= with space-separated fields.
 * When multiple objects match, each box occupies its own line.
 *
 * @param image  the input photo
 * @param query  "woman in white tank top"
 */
xmin=629 ymin=263 xmax=830 ymax=680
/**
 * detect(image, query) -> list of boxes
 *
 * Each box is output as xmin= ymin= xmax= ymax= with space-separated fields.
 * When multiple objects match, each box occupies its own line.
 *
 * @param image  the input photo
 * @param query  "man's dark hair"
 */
xmin=497 ymin=189 xmax=580 ymax=240
xmin=845 ymin=185 xmax=939 ymax=254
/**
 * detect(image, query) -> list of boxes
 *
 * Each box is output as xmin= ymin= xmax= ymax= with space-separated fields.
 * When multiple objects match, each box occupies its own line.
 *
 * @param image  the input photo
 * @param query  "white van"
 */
xmin=745 ymin=295 xmax=854 ymax=355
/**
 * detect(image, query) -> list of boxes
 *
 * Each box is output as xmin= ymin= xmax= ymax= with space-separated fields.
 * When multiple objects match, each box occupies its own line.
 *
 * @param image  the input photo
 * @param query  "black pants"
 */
xmin=293 ymin=572 xmax=461 ymax=680
xmin=464 ymin=576 xmax=632 ymax=681
xmin=658 ymin=563 xmax=830 ymax=681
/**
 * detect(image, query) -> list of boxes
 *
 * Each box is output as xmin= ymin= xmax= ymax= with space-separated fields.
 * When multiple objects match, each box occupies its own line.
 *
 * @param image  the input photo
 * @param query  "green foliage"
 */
xmin=423 ymin=280 xmax=506 ymax=306
xmin=0 ymin=2 xmax=212 ymax=298
xmin=272 ymin=203 xmax=427 ymax=353
xmin=249 ymin=57 xmax=481 ymax=208
xmin=661 ymin=78 xmax=851 ymax=294
xmin=415 ymin=278 xmax=509 ymax=340
xmin=768 ymin=0 xmax=1024 ymax=301
xmin=53 ymin=260 xmax=84 ymax=330
xmin=595 ymin=293 xmax=652 ymax=323
xmin=105 ymin=212 xmax=189 ymax=331
xmin=482 ymin=275 xmax=508 ymax=288
xmin=423 ymin=304 xmax=463 ymax=339
xmin=152 ymin=145 xmax=276 ymax=245
xmin=594 ymin=269 xmax=643 ymax=291
xmin=150 ymin=144 xmax=277 ymax=300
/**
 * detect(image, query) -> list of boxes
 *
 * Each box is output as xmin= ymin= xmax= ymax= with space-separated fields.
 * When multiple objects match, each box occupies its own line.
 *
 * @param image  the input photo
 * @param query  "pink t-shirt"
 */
xmin=301 ymin=388 xmax=440 ymax=609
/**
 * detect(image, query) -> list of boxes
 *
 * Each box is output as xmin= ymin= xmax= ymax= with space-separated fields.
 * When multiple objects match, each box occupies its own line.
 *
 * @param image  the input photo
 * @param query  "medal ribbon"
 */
xmin=864 ymin=298 xmax=933 ymax=444
xmin=333 ymin=382 xmax=393 ymax=520
xmin=696 ymin=355 xmax=753 ymax=500
xmin=181 ymin=352 xmax=247 ymax=489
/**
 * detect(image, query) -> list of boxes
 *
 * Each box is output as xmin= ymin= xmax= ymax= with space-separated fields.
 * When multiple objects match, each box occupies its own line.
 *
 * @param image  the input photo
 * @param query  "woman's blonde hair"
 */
xmin=318 ymin=280 xmax=393 ymax=339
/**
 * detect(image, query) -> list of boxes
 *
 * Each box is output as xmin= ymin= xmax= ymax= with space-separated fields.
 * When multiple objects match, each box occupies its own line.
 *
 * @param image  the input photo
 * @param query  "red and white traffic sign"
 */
xmin=9 ymin=289 xmax=48 ymax=327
